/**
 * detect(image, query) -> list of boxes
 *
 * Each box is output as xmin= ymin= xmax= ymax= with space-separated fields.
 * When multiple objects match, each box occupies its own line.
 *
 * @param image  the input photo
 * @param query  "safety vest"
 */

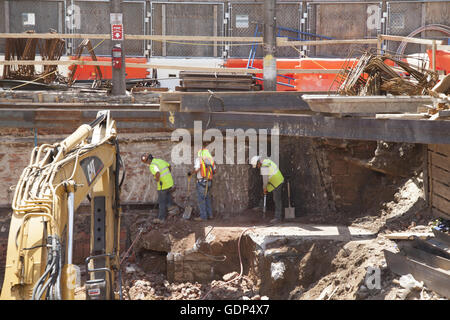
xmin=149 ymin=158 xmax=174 ymax=191
xmin=261 ymin=158 xmax=284 ymax=192
xmin=198 ymin=149 xmax=215 ymax=180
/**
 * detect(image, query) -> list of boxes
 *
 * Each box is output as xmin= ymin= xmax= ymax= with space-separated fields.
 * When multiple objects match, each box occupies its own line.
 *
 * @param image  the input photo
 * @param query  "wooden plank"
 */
xmin=384 ymin=249 xmax=450 ymax=298
xmin=277 ymin=38 xmax=378 ymax=47
xmin=0 ymin=60 xmax=264 ymax=74
xmin=429 ymin=144 xmax=450 ymax=157
xmin=181 ymin=78 xmax=253 ymax=83
xmin=0 ymin=33 xmax=263 ymax=43
xmin=424 ymin=145 xmax=430 ymax=206
xmin=410 ymin=238 xmax=450 ymax=260
xmin=432 ymin=194 xmax=450 ymax=216
xmin=431 ymin=166 xmax=450 ymax=187
xmin=179 ymin=91 xmax=310 ymax=112
xmin=432 ymin=229 xmax=450 ymax=247
xmin=433 ymin=180 xmax=450 ymax=202
xmin=430 ymin=151 xmax=450 ymax=171
xmin=0 ymin=60 xmax=341 ymax=75
xmin=385 ymin=232 xmax=434 ymax=240
xmin=380 ymin=35 xmax=444 ymax=46
xmin=432 ymin=208 xmax=450 ymax=221
xmin=437 ymin=45 xmax=450 ymax=51
xmin=398 ymin=241 xmax=450 ymax=270
xmin=426 ymin=238 xmax=450 ymax=255
xmin=277 ymin=69 xmax=341 ymax=74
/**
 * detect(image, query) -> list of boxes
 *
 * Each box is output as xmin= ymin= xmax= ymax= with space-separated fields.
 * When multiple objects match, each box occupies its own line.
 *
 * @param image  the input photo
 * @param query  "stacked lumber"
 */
xmin=177 ymin=71 xmax=260 ymax=92
xmin=428 ymin=144 xmax=450 ymax=220
xmin=384 ymin=229 xmax=450 ymax=298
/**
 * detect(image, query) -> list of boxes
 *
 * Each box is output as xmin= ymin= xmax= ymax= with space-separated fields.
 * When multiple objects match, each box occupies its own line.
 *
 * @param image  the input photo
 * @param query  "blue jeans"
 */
xmin=157 ymin=188 xmax=174 ymax=220
xmin=196 ymin=180 xmax=212 ymax=220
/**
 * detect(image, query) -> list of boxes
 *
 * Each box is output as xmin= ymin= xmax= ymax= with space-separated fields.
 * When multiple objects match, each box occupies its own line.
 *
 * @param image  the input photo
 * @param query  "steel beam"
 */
xmin=1 ymin=109 xmax=450 ymax=145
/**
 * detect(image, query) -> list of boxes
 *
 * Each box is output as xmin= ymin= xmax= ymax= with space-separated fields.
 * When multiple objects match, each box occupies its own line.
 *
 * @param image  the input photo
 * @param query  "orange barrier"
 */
xmin=225 ymin=58 xmax=359 ymax=92
xmin=294 ymin=58 xmax=358 ymax=92
xmin=427 ymin=49 xmax=450 ymax=74
xmin=224 ymin=58 xmax=299 ymax=91
xmin=68 ymin=56 xmax=149 ymax=80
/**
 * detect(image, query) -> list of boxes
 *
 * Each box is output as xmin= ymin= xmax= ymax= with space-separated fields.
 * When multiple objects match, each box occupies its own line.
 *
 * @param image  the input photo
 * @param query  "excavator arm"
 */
xmin=1 ymin=110 xmax=124 ymax=300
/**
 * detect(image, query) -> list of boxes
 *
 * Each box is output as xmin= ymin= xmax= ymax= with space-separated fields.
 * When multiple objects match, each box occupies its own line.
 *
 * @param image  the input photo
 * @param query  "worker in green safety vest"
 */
xmin=250 ymin=155 xmax=284 ymax=223
xmin=141 ymin=153 xmax=177 ymax=224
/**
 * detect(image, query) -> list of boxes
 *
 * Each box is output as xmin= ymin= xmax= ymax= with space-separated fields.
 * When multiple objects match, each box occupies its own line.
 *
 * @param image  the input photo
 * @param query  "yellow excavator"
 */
xmin=1 ymin=110 xmax=124 ymax=300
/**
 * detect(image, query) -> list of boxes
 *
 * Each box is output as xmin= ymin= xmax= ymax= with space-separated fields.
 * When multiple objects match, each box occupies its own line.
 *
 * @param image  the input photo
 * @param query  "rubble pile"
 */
xmin=121 ymin=266 xmax=265 ymax=300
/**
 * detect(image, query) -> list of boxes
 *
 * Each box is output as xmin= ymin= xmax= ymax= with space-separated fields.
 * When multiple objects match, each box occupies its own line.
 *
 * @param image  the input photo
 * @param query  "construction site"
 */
xmin=0 ymin=0 xmax=449 ymax=304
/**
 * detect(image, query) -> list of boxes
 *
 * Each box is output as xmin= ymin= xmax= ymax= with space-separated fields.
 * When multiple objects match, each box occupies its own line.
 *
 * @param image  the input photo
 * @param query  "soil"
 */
xmin=107 ymin=176 xmax=446 ymax=301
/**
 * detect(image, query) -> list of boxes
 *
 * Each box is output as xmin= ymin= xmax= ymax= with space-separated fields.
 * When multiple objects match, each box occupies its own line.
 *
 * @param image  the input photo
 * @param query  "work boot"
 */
xmin=194 ymin=217 xmax=206 ymax=222
xmin=152 ymin=218 xmax=165 ymax=224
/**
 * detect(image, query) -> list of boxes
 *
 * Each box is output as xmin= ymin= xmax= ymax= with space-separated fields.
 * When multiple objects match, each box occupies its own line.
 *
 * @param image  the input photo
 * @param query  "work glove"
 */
xmin=263 ymin=188 xmax=268 ymax=195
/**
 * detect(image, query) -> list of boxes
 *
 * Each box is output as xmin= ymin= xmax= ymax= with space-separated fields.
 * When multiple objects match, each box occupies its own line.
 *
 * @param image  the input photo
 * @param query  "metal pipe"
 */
xmin=67 ymin=192 xmax=75 ymax=264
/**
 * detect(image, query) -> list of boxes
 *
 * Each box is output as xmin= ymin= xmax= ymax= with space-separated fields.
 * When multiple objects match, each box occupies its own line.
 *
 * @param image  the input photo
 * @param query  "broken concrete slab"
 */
xmin=247 ymin=224 xmax=377 ymax=250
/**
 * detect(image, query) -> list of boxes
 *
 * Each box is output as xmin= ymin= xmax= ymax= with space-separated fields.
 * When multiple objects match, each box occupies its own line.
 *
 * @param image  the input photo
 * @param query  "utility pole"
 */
xmin=263 ymin=0 xmax=277 ymax=91
xmin=110 ymin=0 xmax=126 ymax=96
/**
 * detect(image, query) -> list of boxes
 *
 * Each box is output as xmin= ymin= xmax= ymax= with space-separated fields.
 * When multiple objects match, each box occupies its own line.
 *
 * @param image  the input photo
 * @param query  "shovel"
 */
xmin=263 ymin=193 xmax=267 ymax=219
xmin=285 ymin=181 xmax=295 ymax=219
xmin=182 ymin=174 xmax=193 ymax=220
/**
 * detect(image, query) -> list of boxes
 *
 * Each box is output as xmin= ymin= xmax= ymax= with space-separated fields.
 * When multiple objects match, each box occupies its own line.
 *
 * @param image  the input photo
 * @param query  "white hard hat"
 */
xmin=250 ymin=156 xmax=260 ymax=168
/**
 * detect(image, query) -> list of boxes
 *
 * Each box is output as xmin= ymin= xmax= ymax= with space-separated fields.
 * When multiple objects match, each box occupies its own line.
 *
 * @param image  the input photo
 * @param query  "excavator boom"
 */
xmin=1 ymin=110 xmax=123 ymax=300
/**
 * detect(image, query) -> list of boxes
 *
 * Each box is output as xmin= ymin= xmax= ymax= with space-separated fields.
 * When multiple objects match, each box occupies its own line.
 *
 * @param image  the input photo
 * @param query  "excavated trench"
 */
xmin=118 ymin=138 xmax=425 ymax=300
xmin=125 ymin=213 xmax=380 ymax=300
xmin=0 ymin=132 xmax=427 ymax=299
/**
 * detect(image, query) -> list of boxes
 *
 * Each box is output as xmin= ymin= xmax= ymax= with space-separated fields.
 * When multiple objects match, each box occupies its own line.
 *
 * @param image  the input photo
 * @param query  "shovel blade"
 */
xmin=182 ymin=206 xmax=193 ymax=220
xmin=285 ymin=207 xmax=295 ymax=219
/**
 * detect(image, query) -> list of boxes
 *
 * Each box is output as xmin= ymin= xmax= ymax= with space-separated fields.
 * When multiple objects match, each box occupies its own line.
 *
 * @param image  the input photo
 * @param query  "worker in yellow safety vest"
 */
xmin=141 ymin=153 xmax=177 ymax=224
xmin=189 ymin=148 xmax=217 ymax=221
xmin=250 ymin=155 xmax=284 ymax=223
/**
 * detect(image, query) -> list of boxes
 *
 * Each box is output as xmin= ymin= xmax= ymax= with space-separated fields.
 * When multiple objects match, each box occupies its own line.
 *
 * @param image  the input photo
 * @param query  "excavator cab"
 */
xmin=0 ymin=110 xmax=124 ymax=300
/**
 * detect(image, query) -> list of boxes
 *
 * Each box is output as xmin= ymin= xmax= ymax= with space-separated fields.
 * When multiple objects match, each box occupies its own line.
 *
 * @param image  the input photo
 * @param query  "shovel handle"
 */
xmin=287 ymin=181 xmax=291 ymax=203
xmin=187 ymin=174 xmax=192 ymax=192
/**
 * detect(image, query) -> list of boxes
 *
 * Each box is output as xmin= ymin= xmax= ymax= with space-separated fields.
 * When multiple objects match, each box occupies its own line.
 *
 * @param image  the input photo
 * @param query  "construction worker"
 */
xmin=250 ymin=156 xmax=284 ymax=223
xmin=189 ymin=147 xmax=216 ymax=221
xmin=141 ymin=153 xmax=176 ymax=224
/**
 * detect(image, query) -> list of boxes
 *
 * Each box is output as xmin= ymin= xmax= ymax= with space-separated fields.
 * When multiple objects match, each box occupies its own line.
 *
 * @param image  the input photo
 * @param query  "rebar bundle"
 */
xmin=3 ymin=30 xmax=65 ymax=84
xmin=334 ymin=50 xmax=439 ymax=96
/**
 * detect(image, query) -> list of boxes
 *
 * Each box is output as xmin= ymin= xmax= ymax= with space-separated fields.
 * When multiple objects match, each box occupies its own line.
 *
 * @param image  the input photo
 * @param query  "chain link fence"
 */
xmin=71 ymin=0 xmax=145 ymax=56
xmin=150 ymin=1 xmax=224 ymax=57
xmin=386 ymin=1 xmax=423 ymax=55
xmin=386 ymin=0 xmax=450 ymax=55
xmin=0 ymin=0 xmax=448 ymax=59
xmin=306 ymin=2 xmax=381 ymax=57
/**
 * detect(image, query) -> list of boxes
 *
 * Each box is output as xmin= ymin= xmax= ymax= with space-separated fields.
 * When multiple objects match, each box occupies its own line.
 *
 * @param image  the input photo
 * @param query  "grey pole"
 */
xmin=263 ymin=0 xmax=277 ymax=91
xmin=110 ymin=0 xmax=126 ymax=96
